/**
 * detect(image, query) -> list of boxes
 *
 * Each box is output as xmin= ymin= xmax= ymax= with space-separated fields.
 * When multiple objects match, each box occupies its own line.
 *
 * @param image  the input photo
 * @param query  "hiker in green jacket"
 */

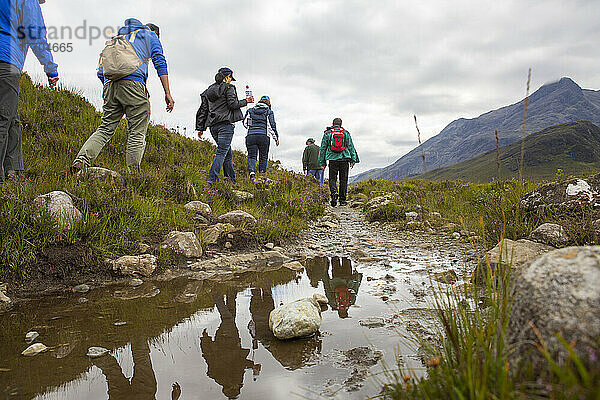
xmin=302 ymin=138 xmax=324 ymax=185
xmin=318 ymin=118 xmax=359 ymax=207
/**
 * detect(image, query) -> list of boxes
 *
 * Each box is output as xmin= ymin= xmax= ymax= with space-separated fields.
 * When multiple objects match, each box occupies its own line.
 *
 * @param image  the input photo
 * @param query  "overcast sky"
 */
xmin=23 ymin=0 xmax=600 ymax=175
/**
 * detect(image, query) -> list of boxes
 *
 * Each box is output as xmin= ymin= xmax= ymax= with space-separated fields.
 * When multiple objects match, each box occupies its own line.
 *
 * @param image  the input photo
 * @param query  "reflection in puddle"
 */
xmin=1 ymin=256 xmax=430 ymax=400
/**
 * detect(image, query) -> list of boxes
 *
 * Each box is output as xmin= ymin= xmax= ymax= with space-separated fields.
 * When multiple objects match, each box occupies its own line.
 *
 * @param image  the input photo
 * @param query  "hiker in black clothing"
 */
xmin=318 ymin=118 xmax=360 ymax=207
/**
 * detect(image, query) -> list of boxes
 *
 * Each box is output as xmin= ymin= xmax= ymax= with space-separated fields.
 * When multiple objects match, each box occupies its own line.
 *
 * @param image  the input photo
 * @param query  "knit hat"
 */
xmin=306 ymin=138 xmax=315 ymax=144
xmin=259 ymin=95 xmax=271 ymax=108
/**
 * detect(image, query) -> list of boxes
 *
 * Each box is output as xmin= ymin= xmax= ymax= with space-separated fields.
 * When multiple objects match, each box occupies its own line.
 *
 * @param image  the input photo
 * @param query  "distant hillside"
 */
xmin=353 ymin=77 xmax=600 ymax=182
xmin=417 ymin=121 xmax=600 ymax=182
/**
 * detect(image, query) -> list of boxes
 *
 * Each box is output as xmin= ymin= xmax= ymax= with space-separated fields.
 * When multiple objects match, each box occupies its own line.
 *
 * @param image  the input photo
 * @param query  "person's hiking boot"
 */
xmin=70 ymin=160 xmax=83 ymax=175
xmin=249 ymin=172 xmax=256 ymax=182
xmin=330 ymin=194 xmax=338 ymax=207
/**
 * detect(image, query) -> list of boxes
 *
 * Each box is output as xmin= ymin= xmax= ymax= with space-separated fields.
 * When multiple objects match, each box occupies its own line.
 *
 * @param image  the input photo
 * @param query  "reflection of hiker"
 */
xmin=0 ymin=0 xmax=59 ymax=184
xmin=322 ymin=256 xmax=362 ymax=318
xmin=72 ymin=18 xmax=174 ymax=173
xmin=196 ymin=67 xmax=254 ymax=184
xmin=243 ymin=95 xmax=279 ymax=179
xmin=303 ymin=138 xmax=324 ymax=185
xmin=318 ymin=118 xmax=360 ymax=207
xmin=304 ymin=256 xmax=329 ymax=288
xmin=201 ymin=290 xmax=257 ymax=399
xmin=93 ymin=338 xmax=160 ymax=399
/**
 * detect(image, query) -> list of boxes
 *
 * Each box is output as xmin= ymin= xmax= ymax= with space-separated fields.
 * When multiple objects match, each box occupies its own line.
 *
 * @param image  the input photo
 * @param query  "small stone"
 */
xmin=78 ymin=297 xmax=88 ymax=304
xmin=433 ymin=270 xmax=459 ymax=284
xmin=320 ymin=221 xmax=339 ymax=229
xmin=225 ymin=242 xmax=233 ymax=249
xmin=218 ymin=210 xmax=257 ymax=227
xmin=87 ymin=346 xmax=110 ymax=358
xmin=163 ymin=232 xmax=203 ymax=258
xmin=265 ymin=243 xmax=275 ymax=250
xmin=0 ymin=283 xmax=7 ymax=293
xmin=452 ymin=232 xmax=461 ymax=240
xmin=359 ymin=317 xmax=386 ymax=328
xmin=184 ymin=201 xmax=212 ymax=216
xmin=138 ymin=243 xmax=151 ymax=253
xmin=313 ymin=293 xmax=328 ymax=305
xmin=269 ymin=298 xmax=322 ymax=340
xmin=130 ymin=278 xmax=143 ymax=287
xmin=282 ymin=261 xmax=304 ymax=271
xmin=232 ymin=190 xmax=254 ymax=200
xmin=25 ymin=331 xmax=39 ymax=343
xmin=112 ymin=254 xmax=157 ymax=277
xmin=113 ymin=322 xmax=127 ymax=326
xmin=227 ymin=233 xmax=234 ymax=239
xmin=22 ymin=343 xmax=47 ymax=357
xmin=73 ymin=284 xmax=90 ymax=293
xmin=405 ymin=211 xmax=419 ymax=220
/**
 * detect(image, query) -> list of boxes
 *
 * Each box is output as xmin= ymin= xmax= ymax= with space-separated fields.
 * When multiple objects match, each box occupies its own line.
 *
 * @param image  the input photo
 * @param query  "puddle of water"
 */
xmin=0 ymin=257 xmax=432 ymax=400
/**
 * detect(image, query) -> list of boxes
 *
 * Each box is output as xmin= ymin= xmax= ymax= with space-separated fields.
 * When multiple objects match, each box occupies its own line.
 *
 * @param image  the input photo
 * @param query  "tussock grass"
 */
xmin=0 ymin=75 xmax=327 ymax=281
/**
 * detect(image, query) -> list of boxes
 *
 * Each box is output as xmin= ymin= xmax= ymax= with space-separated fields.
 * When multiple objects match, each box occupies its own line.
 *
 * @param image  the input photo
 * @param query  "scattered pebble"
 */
xmin=130 ymin=278 xmax=143 ymax=287
xmin=87 ymin=347 xmax=110 ymax=358
xmin=113 ymin=322 xmax=127 ymax=326
xmin=22 ymin=343 xmax=47 ymax=357
xmin=73 ymin=284 xmax=90 ymax=293
xmin=25 ymin=331 xmax=39 ymax=343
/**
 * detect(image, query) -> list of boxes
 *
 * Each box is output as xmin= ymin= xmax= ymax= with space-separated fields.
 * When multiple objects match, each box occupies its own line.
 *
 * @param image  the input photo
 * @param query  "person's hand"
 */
xmin=321 ymin=165 xmax=326 ymax=170
xmin=165 ymin=93 xmax=175 ymax=112
xmin=246 ymin=96 xmax=254 ymax=104
xmin=196 ymin=130 xmax=204 ymax=139
xmin=171 ymin=382 xmax=181 ymax=400
xmin=275 ymin=139 xmax=280 ymax=147
xmin=350 ymin=163 xmax=355 ymax=169
xmin=48 ymin=75 xmax=59 ymax=88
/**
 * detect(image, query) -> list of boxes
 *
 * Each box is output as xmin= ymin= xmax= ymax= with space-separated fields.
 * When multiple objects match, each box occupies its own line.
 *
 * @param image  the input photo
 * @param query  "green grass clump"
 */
xmin=0 ymin=75 xmax=327 ymax=281
xmin=365 ymin=202 xmax=408 ymax=222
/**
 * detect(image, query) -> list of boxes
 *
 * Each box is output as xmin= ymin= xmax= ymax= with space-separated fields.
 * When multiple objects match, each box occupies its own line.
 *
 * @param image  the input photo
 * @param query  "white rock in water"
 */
xmin=313 ymin=293 xmax=328 ymax=305
xmin=269 ymin=298 xmax=322 ymax=340
xmin=130 ymin=278 xmax=144 ymax=287
xmin=87 ymin=346 xmax=110 ymax=358
xmin=22 ymin=343 xmax=47 ymax=356
xmin=73 ymin=284 xmax=90 ymax=293
xmin=25 ymin=331 xmax=39 ymax=343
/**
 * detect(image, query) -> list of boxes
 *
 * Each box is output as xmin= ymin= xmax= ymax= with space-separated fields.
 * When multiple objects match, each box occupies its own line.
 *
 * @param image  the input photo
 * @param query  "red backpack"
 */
xmin=329 ymin=127 xmax=346 ymax=152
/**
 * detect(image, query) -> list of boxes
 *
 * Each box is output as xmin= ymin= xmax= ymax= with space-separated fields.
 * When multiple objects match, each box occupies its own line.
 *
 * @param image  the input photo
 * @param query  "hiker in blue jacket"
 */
xmin=0 ymin=0 xmax=58 ymax=184
xmin=243 ymin=95 xmax=279 ymax=178
xmin=72 ymin=18 xmax=174 ymax=173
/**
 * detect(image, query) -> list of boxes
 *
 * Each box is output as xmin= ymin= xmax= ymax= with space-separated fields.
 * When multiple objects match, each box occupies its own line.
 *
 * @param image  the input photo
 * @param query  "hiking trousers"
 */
xmin=0 ymin=62 xmax=23 ymax=183
xmin=208 ymin=122 xmax=236 ymax=183
xmin=328 ymin=160 xmax=350 ymax=202
xmin=245 ymin=134 xmax=270 ymax=174
xmin=75 ymin=80 xmax=150 ymax=170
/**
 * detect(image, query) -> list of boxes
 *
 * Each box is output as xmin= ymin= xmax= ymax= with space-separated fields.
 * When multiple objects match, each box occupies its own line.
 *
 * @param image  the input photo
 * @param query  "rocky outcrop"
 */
xmin=217 ymin=210 xmax=257 ymax=227
xmin=269 ymin=297 xmax=322 ymax=340
xmin=111 ymin=254 xmax=157 ymax=277
xmin=78 ymin=167 xmax=121 ymax=182
xmin=33 ymin=191 xmax=83 ymax=228
xmin=529 ymin=223 xmax=569 ymax=247
xmin=508 ymin=246 xmax=600 ymax=374
xmin=184 ymin=201 xmax=212 ymax=217
xmin=162 ymin=231 xmax=203 ymax=258
xmin=520 ymin=174 xmax=600 ymax=212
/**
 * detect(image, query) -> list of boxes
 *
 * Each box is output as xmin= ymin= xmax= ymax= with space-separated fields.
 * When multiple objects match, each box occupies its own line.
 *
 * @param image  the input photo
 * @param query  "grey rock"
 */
xmin=25 ymin=331 xmax=39 ymax=343
xmin=73 ymin=284 xmax=90 ymax=293
xmin=508 ymin=246 xmax=600 ymax=373
xmin=33 ymin=191 xmax=83 ymax=228
xmin=78 ymin=167 xmax=121 ymax=182
xmin=224 ymin=242 xmax=233 ymax=249
xmin=87 ymin=346 xmax=110 ymax=358
xmin=405 ymin=211 xmax=419 ymax=220
xmin=319 ymin=221 xmax=339 ymax=229
xmin=529 ymin=223 xmax=569 ymax=246
xmin=0 ymin=291 xmax=12 ymax=313
xmin=269 ymin=298 xmax=322 ymax=340
xmin=184 ymin=201 xmax=212 ymax=216
xmin=433 ymin=270 xmax=459 ymax=284
xmin=452 ymin=232 xmax=461 ymax=240
xmin=0 ymin=283 xmax=7 ymax=293
xmin=217 ymin=210 xmax=257 ymax=227
xmin=520 ymin=174 xmax=600 ymax=212
xmin=53 ymin=343 xmax=76 ymax=359
xmin=203 ymin=223 xmax=235 ymax=245
xmin=22 ymin=343 xmax=47 ymax=357
xmin=486 ymin=239 xmax=554 ymax=268
xmin=162 ymin=231 xmax=203 ymax=258
xmin=130 ymin=278 xmax=144 ymax=287
xmin=282 ymin=261 xmax=304 ymax=271
xmin=265 ymin=242 xmax=275 ymax=250
xmin=78 ymin=297 xmax=88 ymax=304
xmin=313 ymin=293 xmax=328 ymax=305
xmin=359 ymin=317 xmax=386 ymax=328
xmin=112 ymin=254 xmax=157 ymax=277
xmin=232 ymin=190 xmax=254 ymax=200
xmin=113 ymin=321 xmax=127 ymax=326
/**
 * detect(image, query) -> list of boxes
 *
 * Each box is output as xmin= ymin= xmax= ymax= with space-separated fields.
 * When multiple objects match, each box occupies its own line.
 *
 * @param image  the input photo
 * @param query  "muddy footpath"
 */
xmin=0 ymin=206 xmax=477 ymax=400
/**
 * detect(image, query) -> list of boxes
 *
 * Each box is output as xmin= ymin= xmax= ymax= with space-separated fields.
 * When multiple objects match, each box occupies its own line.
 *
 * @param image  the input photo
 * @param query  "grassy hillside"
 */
xmin=418 ymin=121 xmax=600 ymax=182
xmin=0 ymin=75 xmax=327 ymax=282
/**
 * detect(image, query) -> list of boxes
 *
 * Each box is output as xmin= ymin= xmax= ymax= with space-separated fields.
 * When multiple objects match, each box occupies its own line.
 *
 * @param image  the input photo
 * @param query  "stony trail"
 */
xmin=0 ymin=205 xmax=477 ymax=400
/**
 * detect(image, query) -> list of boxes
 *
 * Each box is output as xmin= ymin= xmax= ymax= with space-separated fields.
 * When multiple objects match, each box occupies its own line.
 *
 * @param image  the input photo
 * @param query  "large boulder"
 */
xmin=269 ymin=297 xmax=322 ymax=340
xmin=202 ymin=223 xmax=235 ymax=245
xmin=162 ymin=231 xmax=203 ymax=258
xmin=78 ymin=167 xmax=121 ymax=182
xmin=520 ymin=174 xmax=600 ymax=212
xmin=33 ymin=191 xmax=83 ymax=228
xmin=508 ymin=246 xmax=600 ymax=374
xmin=217 ymin=210 xmax=257 ymax=227
xmin=184 ymin=201 xmax=212 ymax=217
xmin=111 ymin=254 xmax=157 ymax=277
xmin=529 ymin=223 xmax=569 ymax=247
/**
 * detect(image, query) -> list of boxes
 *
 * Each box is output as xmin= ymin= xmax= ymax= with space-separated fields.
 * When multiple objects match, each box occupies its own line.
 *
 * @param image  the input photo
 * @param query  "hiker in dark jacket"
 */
xmin=72 ymin=18 xmax=174 ymax=173
xmin=243 ymin=95 xmax=279 ymax=178
xmin=318 ymin=118 xmax=359 ymax=207
xmin=0 ymin=0 xmax=59 ymax=184
xmin=196 ymin=67 xmax=254 ymax=183
xmin=302 ymin=138 xmax=324 ymax=185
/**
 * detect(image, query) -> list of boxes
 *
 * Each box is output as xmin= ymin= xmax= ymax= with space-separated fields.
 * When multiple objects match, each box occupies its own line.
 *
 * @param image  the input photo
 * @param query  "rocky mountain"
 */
xmin=353 ymin=77 xmax=600 ymax=182
xmin=417 ymin=121 xmax=600 ymax=182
